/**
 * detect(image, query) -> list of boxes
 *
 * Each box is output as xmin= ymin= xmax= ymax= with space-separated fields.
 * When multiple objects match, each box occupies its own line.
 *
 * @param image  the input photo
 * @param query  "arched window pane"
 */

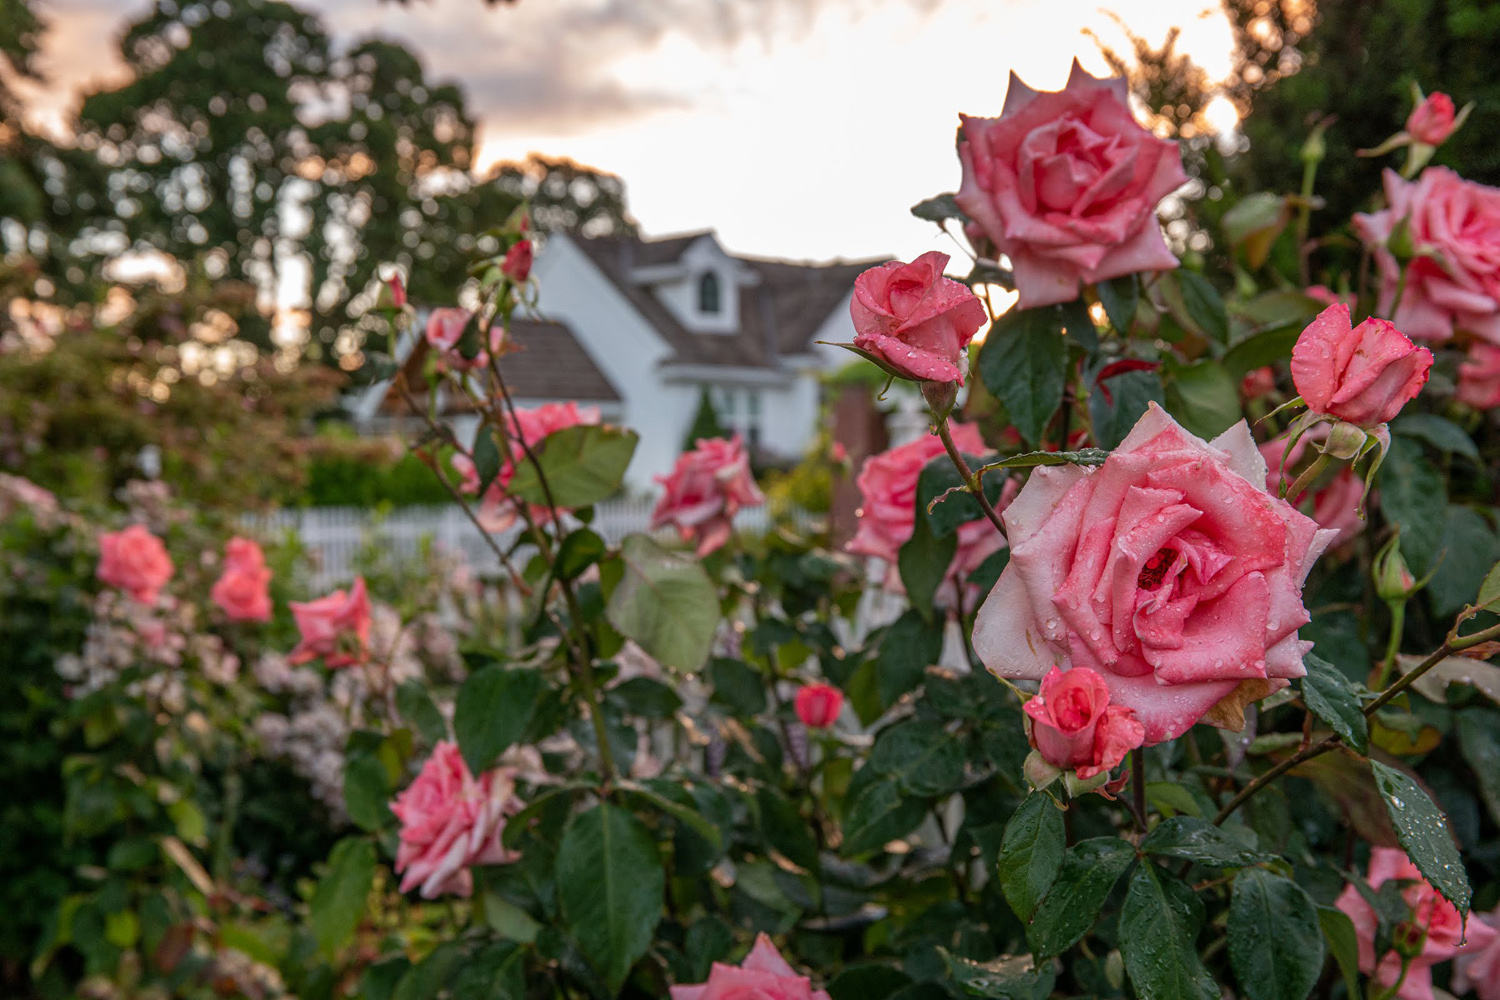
xmin=698 ymin=271 xmax=721 ymax=314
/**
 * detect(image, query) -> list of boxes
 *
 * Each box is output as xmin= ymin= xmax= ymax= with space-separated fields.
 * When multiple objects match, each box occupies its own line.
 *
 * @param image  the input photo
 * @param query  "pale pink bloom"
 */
xmin=451 ymin=452 xmax=480 ymax=495
xmin=1455 ymin=908 xmax=1500 ymax=1000
xmin=1459 ymin=342 xmax=1500 ymax=409
xmin=287 ymin=577 xmax=372 ymax=668
xmin=1259 ymin=433 xmax=1366 ymax=547
xmin=794 ymin=684 xmax=844 ymax=729
xmin=97 ymin=524 xmax=174 ymax=605
xmin=847 ymin=423 xmax=1015 ymax=608
xmin=850 ymin=251 xmax=988 ymax=384
xmin=1024 ymin=666 xmax=1144 ymax=780
xmin=670 ymin=933 xmax=831 ymax=1000
xmin=1407 ymin=92 xmax=1457 ymax=146
xmin=1336 ymin=847 xmax=1498 ymax=1000
xmin=956 ymin=59 xmax=1187 ymax=309
xmin=390 ymin=741 xmax=522 ymax=899
xmin=1290 ymin=304 xmax=1431 ymax=426
xmin=974 ymin=404 xmax=1335 ymax=745
xmin=477 ymin=402 xmax=602 ymax=534
xmin=211 ymin=538 xmax=273 ymax=623
xmin=651 ymin=435 xmax=765 ymax=556
xmin=1355 ymin=168 xmax=1500 ymax=344
xmin=0 ymin=473 xmax=58 ymax=517
xmin=502 ymin=239 xmax=533 ymax=282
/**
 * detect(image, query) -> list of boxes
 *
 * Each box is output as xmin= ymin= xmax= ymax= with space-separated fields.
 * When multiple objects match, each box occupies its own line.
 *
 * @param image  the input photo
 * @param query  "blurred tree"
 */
xmin=683 ymin=386 xmax=727 ymax=451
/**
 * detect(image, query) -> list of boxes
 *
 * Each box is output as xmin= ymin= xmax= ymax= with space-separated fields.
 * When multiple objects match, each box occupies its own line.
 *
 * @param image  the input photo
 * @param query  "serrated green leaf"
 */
xmin=978 ymin=304 xmax=1069 ymax=446
xmin=343 ymin=752 xmax=393 ymax=832
xmin=507 ymin=425 xmax=638 ymax=508
xmin=1381 ymin=437 xmax=1447 ymax=575
xmin=1228 ymin=869 xmax=1323 ymax=1000
xmin=556 ymin=528 xmax=607 ymax=581
xmin=1317 ymin=905 xmax=1361 ymax=1000
xmin=1392 ymin=413 xmax=1480 ymax=462
xmin=1089 ymin=367 xmax=1165 ymax=450
xmin=1140 ymin=816 xmax=1272 ymax=868
xmin=453 ymin=666 xmax=541 ymax=775
xmin=1175 ymin=271 xmax=1230 ymax=343
xmin=396 ymin=680 xmax=447 ymax=746
xmin=842 ymin=778 xmax=928 ymax=855
xmin=606 ymin=534 xmax=720 ymax=672
xmin=875 ymin=610 xmax=944 ymax=708
xmin=1027 ymin=837 xmax=1136 ymax=959
xmin=1301 ymin=653 xmax=1368 ymax=754
xmin=868 ymin=719 xmax=965 ymax=797
xmin=1120 ymin=863 xmax=1217 ymax=1000
xmin=556 ymin=803 xmax=664 ymax=993
xmin=1164 ymin=359 xmax=1241 ymax=439
xmin=615 ymin=780 xmax=725 ymax=854
xmin=939 ymin=948 xmax=1055 ymax=999
xmin=1097 ymin=274 xmax=1139 ymax=334
xmin=1369 ymin=759 xmax=1470 ymax=917
xmin=754 ymin=785 xmax=819 ymax=870
xmin=310 ymin=837 xmax=376 ymax=957
xmin=997 ymin=793 xmax=1065 ymax=923
xmin=899 ymin=510 xmax=958 ymax=621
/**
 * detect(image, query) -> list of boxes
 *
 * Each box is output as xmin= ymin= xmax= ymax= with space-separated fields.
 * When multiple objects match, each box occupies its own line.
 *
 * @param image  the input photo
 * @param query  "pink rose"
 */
xmin=847 ymin=423 xmax=1014 ymax=607
xmin=1459 ymin=342 xmax=1500 ymax=409
xmin=426 ymin=307 xmax=488 ymax=369
xmin=1305 ymin=285 xmax=1353 ymax=308
xmin=794 ymin=684 xmax=844 ymax=729
xmin=974 ymin=404 xmax=1335 ymax=744
xmin=1290 ymin=304 xmax=1431 ymax=426
xmin=287 ymin=576 xmax=372 ymax=667
xmin=1259 ymin=432 xmax=1365 ymax=547
xmin=478 ymin=402 xmax=601 ymax=534
xmin=1024 ymin=666 xmax=1144 ymax=780
xmin=0 ymin=473 xmax=58 ymax=518
xmin=451 ymin=451 xmax=480 ymax=495
xmin=1239 ymin=366 xmax=1276 ymax=401
xmin=1336 ymin=847 xmax=1498 ymax=1000
xmin=1455 ymin=909 xmax=1500 ymax=1000
xmin=956 ymin=59 xmax=1187 ymax=309
xmin=385 ymin=272 xmax=407 ymax=308
xmin=651 ymin=435 xmax=765 ymax=556
xmin=670 ymin=933 xmax=830 ymax=1000
xmin=850 ymin=251 xmax=988 ymax=384
xmin=1354 ymin=168 xmax=1500 ymax=343
xmin=211 ymin=537 xmax=273 ymax=623
xmin=390 ymin=741 xmax=521 ymax=899
xmin=98 ymin=524 xmax=174 ymax=605
xmin=502 ymin=239 xmax=533 ymax=282
xmin=1407 ymin=91 xmax=1457 ymax=146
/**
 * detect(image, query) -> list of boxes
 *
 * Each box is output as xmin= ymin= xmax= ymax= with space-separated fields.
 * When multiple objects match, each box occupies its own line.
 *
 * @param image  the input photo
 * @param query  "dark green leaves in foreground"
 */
xmin=1370 ymin=760 xmax=1471 ymax=917
xmin=1140 ymin=816 xmax=1273 ymax=868
xmin=1026 ymin=837 xmax=1135 ymax=959
xmin=310 ymin=837 xmax=376 ymax=958
xmin=556 ymin=803 xmax=664 ymax=994
xmin=1300 ymin=653 xmax=1368 ymax=754
xmin=997 ymin=793 xmax=1064 ymax=923
xmin=978 ymin=302 xmax=1090 ymax=446
xmin=606 ymin=534 xmax=720 ymax=672
xmin=1120 ymin=864 xmax=1217 ymax=1000
xmin=454 ymin=665 xmax=541 ymax=775
xmin=1228 ymin=869 xmax=1323 ymax=1000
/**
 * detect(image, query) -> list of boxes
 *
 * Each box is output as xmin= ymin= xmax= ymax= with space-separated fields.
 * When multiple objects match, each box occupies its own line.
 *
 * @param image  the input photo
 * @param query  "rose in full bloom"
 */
xmin=1407 ymin=91 xmax=1457 ymax=146
xmin=670 ymin=933 xmax=830 ymax=1000
xmin=502 ymin=238 xmax=533 ymax=282
xmin=98 ymin=524 xmax=175 ymax=605
xmin=1259 ymin=432 xmax=1365 ymax=547
xmin=651 ymin=435 xmax=765 ymax=556
xmin=1024 ymin=666 xmax=1144 ymax=780
xmin=847 ymin=423 xmax=1014 ymax=606
xmin=794 ymin=683 xmax=844 ymax=729
xmin=478 ymin=402 xmax=601 ymax=534
xmin=974 ymin=404 xmax=1335 ymax=744
xmin=211 ymin=537 xmax=273 ymax=623
xmin=1354 ymin=168 xmax=1500 ymax=343
xmin=850 ymin=251 xmax=988 ymax=384
xmin=287 ymin=576 xmax=372 ymax=667
xmin=390 ymin=741 xmax=522 ymax=899
xmin=451 ymin=451 xmax=480 ymax=495
xmin=1336 ymin=847 xmax=1498 ymax=1000
xmin=1455 ymin=908 xmax=1500 ymax=1000
xmin=1459 ymin=342 xmax=1500 ymax=409
xmin=1290 ymin=304 xmax=1431 ymax=426
xmin=956 ymin=59 xmax=1187 ymax=309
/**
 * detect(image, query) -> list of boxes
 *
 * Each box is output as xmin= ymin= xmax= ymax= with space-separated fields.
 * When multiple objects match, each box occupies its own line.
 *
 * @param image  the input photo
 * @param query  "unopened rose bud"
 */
xmin=1374 ymin=533 xmax=1419 ymax=603
xmin=1407 ymin=91 xmax=1457 ymax=147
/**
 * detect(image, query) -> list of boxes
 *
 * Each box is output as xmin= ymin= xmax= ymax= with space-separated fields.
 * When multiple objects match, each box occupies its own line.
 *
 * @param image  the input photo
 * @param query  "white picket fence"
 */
xmin=249 ymin=499 xmax=819 ymax=589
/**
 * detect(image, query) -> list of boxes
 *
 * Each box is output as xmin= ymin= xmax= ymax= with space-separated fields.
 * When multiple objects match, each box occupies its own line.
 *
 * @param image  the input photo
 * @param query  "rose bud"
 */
xmin=502 ymin=239 xmax=533 ymax=283
xmin=851 ymin=251 xmax=988 ymax=385
xmin=1290 ymin=304 xmax=1431 ymax=427
xmin=794 ymin=683 xmax=844 ymax=729
xmin=1023 ymin=667 xmax=1144 ymax=780
xmin=1407 ymin=91 xmax=1457 ymax=146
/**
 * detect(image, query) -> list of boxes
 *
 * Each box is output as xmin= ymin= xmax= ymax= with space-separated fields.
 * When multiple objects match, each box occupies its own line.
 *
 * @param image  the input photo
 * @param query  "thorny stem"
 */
xmin=1215 ymin=616 xmax=1500 ymax=824
xmin=935 ymin=417 xmax=1008 ymax=540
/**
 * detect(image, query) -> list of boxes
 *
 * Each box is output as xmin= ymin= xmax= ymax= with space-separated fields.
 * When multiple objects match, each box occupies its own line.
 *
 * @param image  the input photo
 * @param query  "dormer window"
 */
xmin=697 ymin=271 xmax=721 ymax=314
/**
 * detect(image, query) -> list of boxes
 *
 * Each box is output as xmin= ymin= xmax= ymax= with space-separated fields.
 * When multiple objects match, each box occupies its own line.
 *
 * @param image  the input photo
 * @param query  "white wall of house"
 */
xmin=650 ymin=237 xmax=753 ymax=335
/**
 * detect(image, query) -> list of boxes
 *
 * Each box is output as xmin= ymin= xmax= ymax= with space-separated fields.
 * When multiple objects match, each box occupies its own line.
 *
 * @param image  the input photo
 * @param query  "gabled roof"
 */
xmin=568 ymin=233 xmax=884 ymax=369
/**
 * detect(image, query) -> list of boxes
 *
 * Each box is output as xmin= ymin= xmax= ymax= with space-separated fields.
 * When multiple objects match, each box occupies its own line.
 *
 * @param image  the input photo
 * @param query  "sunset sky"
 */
xmin=21 ymin=0 xmax=1237 ymax=265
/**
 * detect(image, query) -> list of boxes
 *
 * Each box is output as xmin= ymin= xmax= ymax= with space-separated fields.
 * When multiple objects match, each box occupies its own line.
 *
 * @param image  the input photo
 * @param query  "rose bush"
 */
xmin=15 ymin=45 xmax=1500 ymax=1000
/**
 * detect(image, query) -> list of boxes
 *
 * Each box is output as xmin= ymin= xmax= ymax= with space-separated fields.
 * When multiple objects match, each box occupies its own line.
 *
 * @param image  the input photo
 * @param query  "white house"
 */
xmin=353 ymin=230 xmax=883 ymax=491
